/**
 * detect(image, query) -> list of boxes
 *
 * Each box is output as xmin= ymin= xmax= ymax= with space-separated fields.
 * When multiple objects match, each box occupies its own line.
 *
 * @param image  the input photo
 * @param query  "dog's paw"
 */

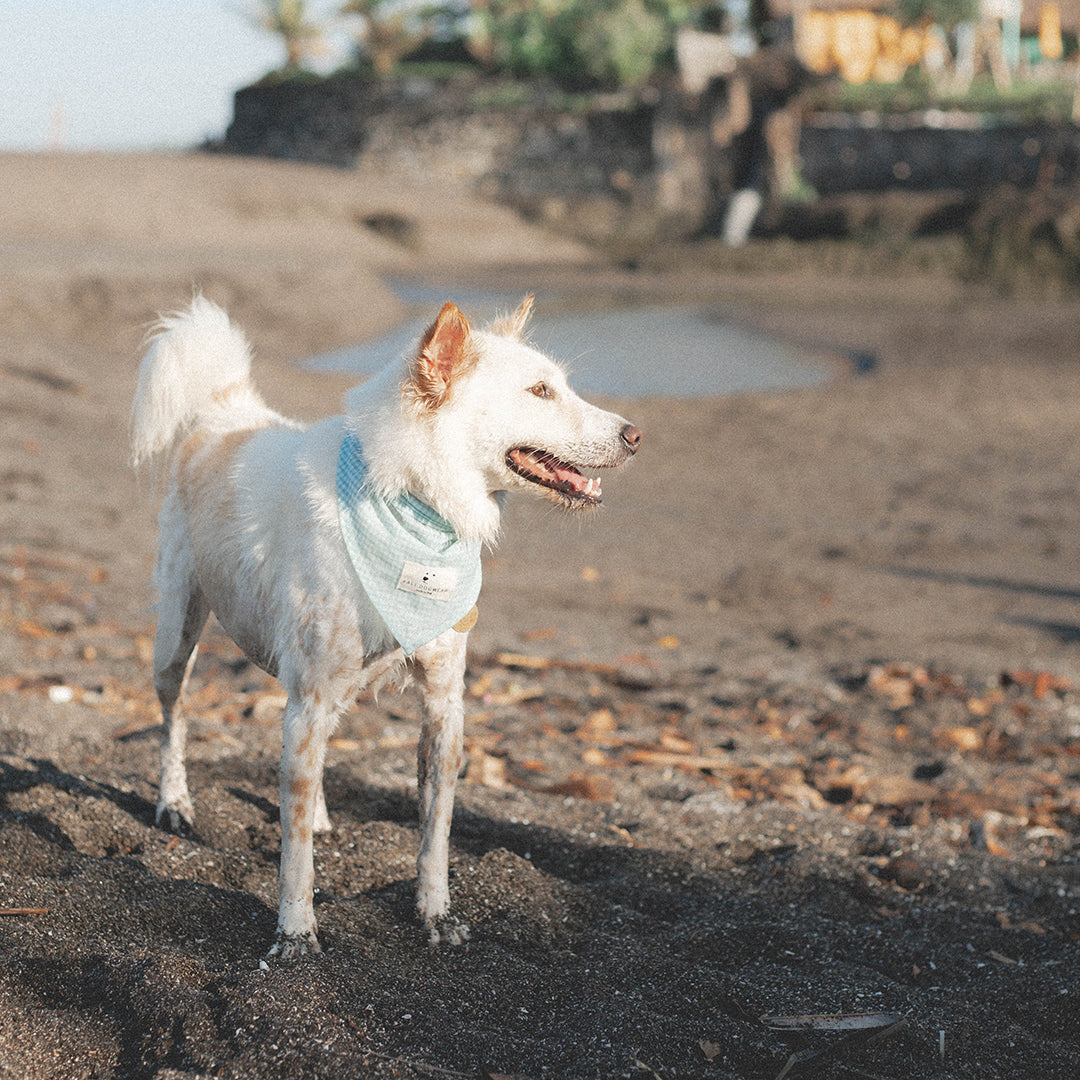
xmin=426 ymin=917 xmax=471 ymax=948
xmin=155 ymin=800 xmax=195 ymax=837
xmin=267 ymin=928 xmax=322 ymax=960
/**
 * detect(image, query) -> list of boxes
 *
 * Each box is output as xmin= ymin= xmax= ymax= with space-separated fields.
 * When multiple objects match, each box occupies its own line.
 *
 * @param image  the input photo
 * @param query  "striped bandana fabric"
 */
xmin=336 ymin=431 xmax=482 ymax=656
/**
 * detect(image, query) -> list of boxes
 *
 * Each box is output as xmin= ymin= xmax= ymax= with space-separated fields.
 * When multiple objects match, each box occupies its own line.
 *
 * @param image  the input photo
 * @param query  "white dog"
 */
xmin=131 ymin=295 xmax=640 ymax=957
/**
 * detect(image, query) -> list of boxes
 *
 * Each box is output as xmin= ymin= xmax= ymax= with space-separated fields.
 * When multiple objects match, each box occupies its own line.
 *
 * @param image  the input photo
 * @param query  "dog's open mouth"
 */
xmin=506 ymin=447 xmax=602 ymax=506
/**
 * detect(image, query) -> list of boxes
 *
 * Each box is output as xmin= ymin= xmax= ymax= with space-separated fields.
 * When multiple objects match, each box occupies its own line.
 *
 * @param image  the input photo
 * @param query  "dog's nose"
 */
xmin=620 ymin=424 xmax=642 ymax=454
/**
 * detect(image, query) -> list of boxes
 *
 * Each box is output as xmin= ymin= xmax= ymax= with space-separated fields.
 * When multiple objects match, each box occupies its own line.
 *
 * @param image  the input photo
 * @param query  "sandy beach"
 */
xmin=1 ymin=151 xmax=1079 ymax=1079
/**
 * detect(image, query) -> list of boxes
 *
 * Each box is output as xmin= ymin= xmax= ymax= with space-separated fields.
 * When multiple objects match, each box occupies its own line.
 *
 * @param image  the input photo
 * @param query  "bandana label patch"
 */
xmin=397 ymin=561 xmax=459 ymax=601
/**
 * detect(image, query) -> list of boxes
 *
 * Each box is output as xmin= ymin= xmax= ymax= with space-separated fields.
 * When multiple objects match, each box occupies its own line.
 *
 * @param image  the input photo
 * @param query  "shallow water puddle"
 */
xmin=305 ymin=286 xmax=833 ymax=398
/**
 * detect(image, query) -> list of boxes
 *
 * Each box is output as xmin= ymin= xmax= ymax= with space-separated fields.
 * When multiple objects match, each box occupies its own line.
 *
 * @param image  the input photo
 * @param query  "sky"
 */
xmin=0 ymin=1 xmax=347 ymax=152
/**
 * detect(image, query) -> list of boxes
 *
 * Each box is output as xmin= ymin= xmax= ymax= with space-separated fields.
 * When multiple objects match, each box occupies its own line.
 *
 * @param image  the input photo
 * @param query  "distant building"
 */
xmin=760 ymin=0 xmax=1080 ymax=84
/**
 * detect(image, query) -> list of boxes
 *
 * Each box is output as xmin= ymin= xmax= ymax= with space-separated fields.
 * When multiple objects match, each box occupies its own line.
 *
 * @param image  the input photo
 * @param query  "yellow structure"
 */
xmin=796 ymin=10 xmax=937 ymax=83
xmin=794 ymin=1 xmax=1069 ymax=83
xmin=1039 ymin=1 xmax=1064 ymax=59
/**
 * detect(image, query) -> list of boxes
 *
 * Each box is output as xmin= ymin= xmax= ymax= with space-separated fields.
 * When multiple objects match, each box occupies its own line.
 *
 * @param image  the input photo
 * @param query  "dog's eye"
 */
xmin=529 ymin=382 xmax=553 ymax=400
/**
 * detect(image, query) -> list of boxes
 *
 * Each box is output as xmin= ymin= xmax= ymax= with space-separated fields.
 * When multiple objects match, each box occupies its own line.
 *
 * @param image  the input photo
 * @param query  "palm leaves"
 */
xmin=249 ymin=0 xmax=327 ymax=72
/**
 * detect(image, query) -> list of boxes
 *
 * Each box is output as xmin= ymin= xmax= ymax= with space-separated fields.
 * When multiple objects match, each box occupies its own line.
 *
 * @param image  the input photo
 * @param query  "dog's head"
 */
xmin=405 ymin=297 xmax=641 ymax=511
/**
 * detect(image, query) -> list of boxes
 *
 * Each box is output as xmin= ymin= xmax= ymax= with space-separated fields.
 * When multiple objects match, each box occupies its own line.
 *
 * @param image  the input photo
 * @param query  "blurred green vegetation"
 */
xmin=248 ymin=0 xmax=1080 ymax=129
xmin=896 ymin=0 xmax=978 ymax=32
xmin=814 ymin=69 xmax=1079 ymax=122
xmin=467 ymin=0 xmax=694 ymax=89
xmin=252 ymin=1 xmax=702 ymax=89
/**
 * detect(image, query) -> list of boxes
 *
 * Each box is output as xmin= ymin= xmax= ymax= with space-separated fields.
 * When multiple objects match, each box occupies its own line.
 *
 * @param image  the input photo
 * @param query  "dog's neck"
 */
xmin=343 ymin=366 xmax=503 ymax=547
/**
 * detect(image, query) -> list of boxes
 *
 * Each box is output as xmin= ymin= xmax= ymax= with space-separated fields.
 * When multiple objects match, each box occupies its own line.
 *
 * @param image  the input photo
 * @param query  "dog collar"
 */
xmin=337 ymin=431 xmax=481 ymax=655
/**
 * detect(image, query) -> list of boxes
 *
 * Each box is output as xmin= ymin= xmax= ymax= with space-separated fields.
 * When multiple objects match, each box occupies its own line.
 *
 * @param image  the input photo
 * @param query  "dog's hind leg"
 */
xmin=152 ymin=575 xmax=210 ymax=835
xmin=413 ymin=629 xmax=470 ymax=946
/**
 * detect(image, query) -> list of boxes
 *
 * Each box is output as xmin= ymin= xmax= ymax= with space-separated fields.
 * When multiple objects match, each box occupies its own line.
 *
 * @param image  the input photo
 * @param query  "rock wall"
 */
xmin=227 ymin=74 xmax=655 ymax=184
xmin=801 ymin=113 xmax=1080 ymax=194
xmin=226 ymin=73 xmax=673 ymax=242
xmin=223 ymin=72 xmax=1080 ymax=241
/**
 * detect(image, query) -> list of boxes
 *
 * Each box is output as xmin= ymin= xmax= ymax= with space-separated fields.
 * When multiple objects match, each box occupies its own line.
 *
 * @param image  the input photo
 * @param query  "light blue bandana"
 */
xmin=337 ymin=432 xmax=482 ymax=655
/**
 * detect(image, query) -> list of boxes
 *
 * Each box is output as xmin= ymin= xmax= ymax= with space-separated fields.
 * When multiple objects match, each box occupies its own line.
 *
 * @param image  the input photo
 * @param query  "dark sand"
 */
xmin=1 ymin=152 xmax=1078 ymax=1079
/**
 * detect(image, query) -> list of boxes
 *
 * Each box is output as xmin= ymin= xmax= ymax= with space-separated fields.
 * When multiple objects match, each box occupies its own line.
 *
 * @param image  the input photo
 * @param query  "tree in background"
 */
xmin=895 ymin=0 xmax=984 ymax=87
xmin=247 ymin=0 xmax=711 ymax=88
xmin=575 ymin=0 xmax=670 ymax=86
xmin=896 ymin=0 xmax=978 ymax=31
xmin=343 ymin=0 xmax=449 ymax=75
xmin=467 ymin=0 xmax=698 ymax=89
xmin=249 ymin=0 xmax=328 ymax=72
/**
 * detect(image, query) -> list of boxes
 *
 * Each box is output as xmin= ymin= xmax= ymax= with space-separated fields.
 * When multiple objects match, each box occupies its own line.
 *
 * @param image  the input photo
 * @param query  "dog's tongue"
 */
xmin=543 ymin=455 xmax=586 ymax=491
xmin=511 ymin=448 xmax=600 ymax=498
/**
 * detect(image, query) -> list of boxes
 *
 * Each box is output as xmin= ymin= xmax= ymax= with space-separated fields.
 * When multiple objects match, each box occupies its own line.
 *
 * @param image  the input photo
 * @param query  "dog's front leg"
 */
xmin=269 ymin=692 xmax=329 ymax=958
xmin=413 ymin=629 xmax=469 ymax=945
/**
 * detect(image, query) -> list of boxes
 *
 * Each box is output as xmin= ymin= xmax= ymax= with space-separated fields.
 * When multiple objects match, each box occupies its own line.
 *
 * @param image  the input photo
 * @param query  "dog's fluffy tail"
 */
xmin=131 ymin=296 xmax=265 ymax=472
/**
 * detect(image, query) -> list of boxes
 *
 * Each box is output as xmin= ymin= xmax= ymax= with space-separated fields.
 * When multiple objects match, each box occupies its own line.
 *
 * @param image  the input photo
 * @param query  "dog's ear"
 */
xmin=409 ymin=302 xmax=475 ymax=409
xmin=490 ymin=294 xmax=534 ymax=340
